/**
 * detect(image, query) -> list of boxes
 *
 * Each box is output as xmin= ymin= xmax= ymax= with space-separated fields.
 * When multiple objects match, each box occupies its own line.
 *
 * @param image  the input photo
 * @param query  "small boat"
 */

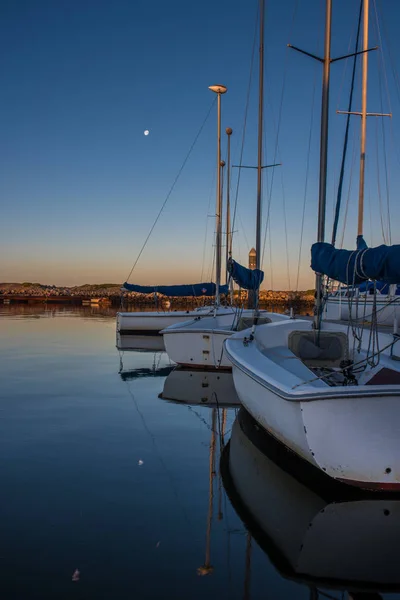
xmin=222 ymin=408 xmax=400 ymax=595
xmin=160 ymin=367 xmax=240 ymax=406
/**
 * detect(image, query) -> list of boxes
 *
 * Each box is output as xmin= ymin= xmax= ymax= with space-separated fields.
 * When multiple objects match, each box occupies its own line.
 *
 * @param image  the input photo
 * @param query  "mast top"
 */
xmin=209 ymin=84 xmax=227 ymax=94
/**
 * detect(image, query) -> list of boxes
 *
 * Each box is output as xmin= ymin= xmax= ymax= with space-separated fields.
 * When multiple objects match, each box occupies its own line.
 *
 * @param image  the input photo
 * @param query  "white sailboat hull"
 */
xmin=162 ymin=312 xmax=290 ymax=370
xmin=116 ymin=306 xmax=236 ymax=334
xmin=325 ymin=295 xmax=400 ymax=326
xmin=225 ymin=319 xmax=400 ymax=490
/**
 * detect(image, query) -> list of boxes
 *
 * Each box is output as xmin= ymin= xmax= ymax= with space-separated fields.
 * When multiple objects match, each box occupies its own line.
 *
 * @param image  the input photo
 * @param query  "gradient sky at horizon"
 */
xmin=2 ymin=0 xmax=400 ymax=290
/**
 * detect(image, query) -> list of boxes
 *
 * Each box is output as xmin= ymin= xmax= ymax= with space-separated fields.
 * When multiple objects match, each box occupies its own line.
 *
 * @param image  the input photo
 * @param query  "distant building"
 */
xmin=249 ymin=248 xmax=256 ymax=270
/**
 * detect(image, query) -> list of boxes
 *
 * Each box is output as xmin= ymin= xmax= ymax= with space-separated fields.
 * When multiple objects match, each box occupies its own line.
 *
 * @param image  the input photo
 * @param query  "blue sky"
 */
xmin=1 ymin=0 xmax=400 ymax=289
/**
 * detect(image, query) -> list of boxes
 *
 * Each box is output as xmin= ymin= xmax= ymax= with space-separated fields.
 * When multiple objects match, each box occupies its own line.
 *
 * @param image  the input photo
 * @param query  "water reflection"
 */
xmin=222 ymin=408 xmax=400 ymax=598
xmin=116 ymin=332 xmax=165 ymax=352
xmin=160 ymin=368 xmax=240 ymax=406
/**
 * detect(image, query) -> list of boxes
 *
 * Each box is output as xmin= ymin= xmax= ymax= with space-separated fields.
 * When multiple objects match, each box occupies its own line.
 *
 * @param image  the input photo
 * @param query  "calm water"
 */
xmin=0 ymin=304 xmax=398 ymax=600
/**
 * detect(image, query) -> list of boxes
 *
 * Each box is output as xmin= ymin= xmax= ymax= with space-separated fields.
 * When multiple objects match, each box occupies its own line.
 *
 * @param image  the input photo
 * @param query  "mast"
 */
xmin=226 ymin=128 xmax=233 ymax=284
xmin=256 ymin=0 xmax=265 ymax=272
xmin=314 ymin=0 xmax=332 ymax=328
xmin=209 ymin=84 xmax=228 ymax=306
xmin=358 ymin=0 xmax=369 ymax=238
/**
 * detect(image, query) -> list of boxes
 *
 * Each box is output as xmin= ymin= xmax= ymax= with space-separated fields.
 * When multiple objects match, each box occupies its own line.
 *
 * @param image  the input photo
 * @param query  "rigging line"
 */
xmin=296 ymin=61 xmax=319 ymax=291
xmin=200 ymin=167 xmax=217 ymax=281
xmin=280 ymin=168 xmax=291 ymax=290
xmin=268 ymin=217 xmax=273 ymax=291
xmin=332 ymin=0 xmax=363 ymax=247
xmin=373 ymin=0 xmax=392 ymax=244
xmin=339 ymin=124 xmax=358 ymax=249
xmin=375 ymin=118 xmax=387 ymax=245
xmin=125 ymin=97 xmax=216 ymax=283
xmin=377 ymin=0 xmax=400 ymax=108
xmin=261 ymin=0 xmax=299 ymax=270
xmin=373 ymin=0 xmax=393 ymax=115
xmin=231 ymin=2 xmax=259 ymax=248
xmin=237 ymin=211 xmax=251 ymax=253
xmin=368 ymin=187 xmax=373 ymax=246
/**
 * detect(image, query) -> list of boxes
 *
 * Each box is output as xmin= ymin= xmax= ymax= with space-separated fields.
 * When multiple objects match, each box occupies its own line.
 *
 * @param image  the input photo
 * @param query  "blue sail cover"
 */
xmin=227 ymin=259 xmax=264 ymax=291
xmin=311 ymin=237 xmax=400 ymax=285
xmin=122 ymin=282 xmax=229 ymax=297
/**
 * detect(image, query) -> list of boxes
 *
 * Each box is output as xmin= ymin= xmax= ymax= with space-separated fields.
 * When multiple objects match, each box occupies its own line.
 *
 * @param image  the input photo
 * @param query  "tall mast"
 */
xmin=358 ymin=0 xmax=369 ymax=239
xmin=209 ymin=84 xmax=227 ymax=305
xmin=256 ymin=0 xmax=265 ymax=271
xmin=226 ymin=128 xmax=233 ymax=284
xmin=314 ymin=0 xmax=332 ymax=327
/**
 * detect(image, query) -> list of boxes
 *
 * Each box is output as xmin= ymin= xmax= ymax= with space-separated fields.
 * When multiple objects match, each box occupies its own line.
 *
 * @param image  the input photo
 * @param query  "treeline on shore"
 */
xmin=0 ymin=282 xmax=315 ymax=308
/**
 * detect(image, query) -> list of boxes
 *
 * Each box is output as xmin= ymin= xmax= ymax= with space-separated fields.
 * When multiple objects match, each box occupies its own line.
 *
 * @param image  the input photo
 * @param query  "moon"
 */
xmin=144 ymin=130 xmax=149 ymax=136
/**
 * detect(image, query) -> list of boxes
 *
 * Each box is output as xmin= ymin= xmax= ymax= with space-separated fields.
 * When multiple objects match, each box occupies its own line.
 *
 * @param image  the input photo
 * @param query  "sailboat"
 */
xmin=161 ymin=2 xmax=289 ymax=370
xmin=224 ymin=0 xmax=400 ymax=490
xmin=116 ymin=282 xmax=235 ymax=335
xmin=222 ymin=408 xmax=400 ymax=595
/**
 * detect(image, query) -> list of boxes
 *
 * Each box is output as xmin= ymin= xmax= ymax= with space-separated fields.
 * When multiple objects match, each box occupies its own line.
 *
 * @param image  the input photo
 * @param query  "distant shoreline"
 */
xmin=0 ymin=282 xmax=315 ymax=308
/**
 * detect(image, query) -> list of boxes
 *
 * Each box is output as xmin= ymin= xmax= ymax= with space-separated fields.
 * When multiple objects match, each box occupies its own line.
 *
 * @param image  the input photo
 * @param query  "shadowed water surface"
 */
xmin=0 ymin=305 xmax=398 ymax=600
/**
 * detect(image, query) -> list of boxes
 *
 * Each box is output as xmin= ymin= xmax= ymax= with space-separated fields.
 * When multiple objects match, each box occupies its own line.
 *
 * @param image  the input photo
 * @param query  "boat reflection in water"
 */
xmin=117 ymin=332 xmax=172 ymax=380
xmin=160 ymin=367 xmax=241 ymax=407
xmin=116 ymin=332 xmax=165 ymax=352
xmin=222 ymin=408 xmax=400 ymax=598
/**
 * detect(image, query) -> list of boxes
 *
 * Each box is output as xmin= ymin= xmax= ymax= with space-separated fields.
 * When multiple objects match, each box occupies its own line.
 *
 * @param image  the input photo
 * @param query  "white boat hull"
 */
xmin=225 ymin=319 xmax=400 ymax=490
xmin=162 ymin=311 xmax=290 ymax=370
xmin=325 ymin=295 xmax=400 ymax=326
xmin=116 ymin=306 xmax=236 ymax=334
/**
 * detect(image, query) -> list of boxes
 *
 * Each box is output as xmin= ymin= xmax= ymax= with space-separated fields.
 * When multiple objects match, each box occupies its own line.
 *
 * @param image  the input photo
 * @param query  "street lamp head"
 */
xmin=208 ymin=84 xmax=227 ymax=94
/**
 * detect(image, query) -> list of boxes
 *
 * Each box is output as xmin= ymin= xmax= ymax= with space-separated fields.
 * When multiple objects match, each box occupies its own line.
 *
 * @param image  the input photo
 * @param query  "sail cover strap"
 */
xmin=122 ymin=282 xmax=229 ymax=297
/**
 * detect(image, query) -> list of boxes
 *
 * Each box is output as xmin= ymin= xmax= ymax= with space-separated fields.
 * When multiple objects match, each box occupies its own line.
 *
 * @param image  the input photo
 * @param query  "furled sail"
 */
xmin=311 ymin=235 xmax=400 ymax=285
xmin=122 ymin=282 xmax=229 ymax=297
xmin=227 ymin=259 xmax=264 ymax=291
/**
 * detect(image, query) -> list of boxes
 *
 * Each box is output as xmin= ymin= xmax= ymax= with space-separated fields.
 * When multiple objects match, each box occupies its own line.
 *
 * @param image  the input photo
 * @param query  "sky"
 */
xmin=1 ymin=0 xmax=400 ymax=290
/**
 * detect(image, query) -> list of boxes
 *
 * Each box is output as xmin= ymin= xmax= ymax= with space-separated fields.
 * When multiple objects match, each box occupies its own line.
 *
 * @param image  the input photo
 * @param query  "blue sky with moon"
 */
xmin=1 ymin=0 xmax=400 ymax=289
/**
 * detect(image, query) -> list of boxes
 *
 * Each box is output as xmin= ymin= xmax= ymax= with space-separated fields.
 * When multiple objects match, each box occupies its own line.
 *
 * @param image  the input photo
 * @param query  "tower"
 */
xmin=248 ymin=248 xmax=256 ymax=270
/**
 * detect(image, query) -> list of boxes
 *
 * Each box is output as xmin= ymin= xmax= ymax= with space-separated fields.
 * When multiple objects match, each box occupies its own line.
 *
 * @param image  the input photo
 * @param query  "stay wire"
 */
xmin=125 ymin=98 xmax=216 ymax=283
xmin=373 ymin=0 xmax=392 ymax=244
xmin=331 ymin=0 xmax=362 ymax=247
xmin=231 ymin=2 xmax=259 ymax=246
xmin=295 ymin=63 xmax=319 ymax=291
xmin=261 ymin=0 xmax=299 ymax=270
